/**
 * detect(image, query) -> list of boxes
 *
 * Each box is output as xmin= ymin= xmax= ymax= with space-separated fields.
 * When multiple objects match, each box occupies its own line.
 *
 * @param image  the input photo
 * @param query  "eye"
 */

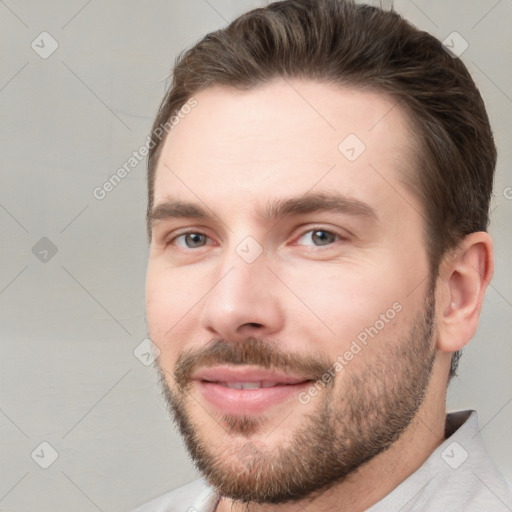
xmin=171 ymin=232 xmax=210 ymax=249
xmin=295 ymin=228 xmax=341 ymax=247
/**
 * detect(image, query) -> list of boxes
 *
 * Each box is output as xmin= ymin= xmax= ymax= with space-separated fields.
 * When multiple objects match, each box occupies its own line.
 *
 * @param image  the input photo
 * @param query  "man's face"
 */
xmin=145 ymin=79 xmax=438 ymax=504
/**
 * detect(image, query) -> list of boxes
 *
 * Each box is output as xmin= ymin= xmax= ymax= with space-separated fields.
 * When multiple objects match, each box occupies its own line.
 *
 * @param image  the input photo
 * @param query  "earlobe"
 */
xmin=436 ymin=232 xmax=494 ymax=353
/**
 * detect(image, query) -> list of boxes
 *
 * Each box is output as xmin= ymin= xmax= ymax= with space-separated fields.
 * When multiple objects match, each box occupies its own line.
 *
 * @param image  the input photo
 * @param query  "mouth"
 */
xmin=202 ymin=380 xmax=309 ymax=389
xmin=191 ymin=366 xmax=316 ymax=415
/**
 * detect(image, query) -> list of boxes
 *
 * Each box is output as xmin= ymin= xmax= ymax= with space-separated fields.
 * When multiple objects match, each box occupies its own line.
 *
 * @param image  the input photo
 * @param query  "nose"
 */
xmin=198 ymin=243 xmax=285 ymax=341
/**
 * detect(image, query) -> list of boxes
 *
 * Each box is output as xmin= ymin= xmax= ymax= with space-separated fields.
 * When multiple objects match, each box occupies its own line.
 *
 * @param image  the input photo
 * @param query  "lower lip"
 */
xmin=196 ymin=380 xmax=313 ymax=415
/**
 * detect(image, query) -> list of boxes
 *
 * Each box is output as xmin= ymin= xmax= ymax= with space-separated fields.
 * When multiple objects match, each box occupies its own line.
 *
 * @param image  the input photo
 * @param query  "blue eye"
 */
xmin=296 ymin=229 xmax=339 ymax=246
xmin=174 ymin=232 xmax=209 ymax=248
xmin=168 ymin=228 xmax=341 ymax=250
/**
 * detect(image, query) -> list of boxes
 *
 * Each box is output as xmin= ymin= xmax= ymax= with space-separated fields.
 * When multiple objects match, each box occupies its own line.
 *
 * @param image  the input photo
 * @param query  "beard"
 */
xmin=155 ymin=285 xmax=437 ymax=507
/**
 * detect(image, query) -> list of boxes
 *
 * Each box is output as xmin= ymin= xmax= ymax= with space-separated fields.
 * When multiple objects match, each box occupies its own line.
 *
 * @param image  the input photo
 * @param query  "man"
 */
xmin=134 ymin=0 xmax=512 ymax=510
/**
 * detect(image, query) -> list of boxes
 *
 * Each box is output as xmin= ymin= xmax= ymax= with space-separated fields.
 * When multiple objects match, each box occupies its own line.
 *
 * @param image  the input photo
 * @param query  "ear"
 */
xmin=435 ymin=231 xmax=494 ymax=353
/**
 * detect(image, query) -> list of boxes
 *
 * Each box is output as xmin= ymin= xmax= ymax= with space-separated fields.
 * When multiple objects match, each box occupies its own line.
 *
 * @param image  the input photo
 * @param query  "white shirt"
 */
xmin=131 ymin=410 xmax=512 ymax=511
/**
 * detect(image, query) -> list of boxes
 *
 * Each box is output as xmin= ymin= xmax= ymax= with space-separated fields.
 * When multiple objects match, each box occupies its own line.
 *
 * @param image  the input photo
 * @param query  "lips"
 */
xmin=192 ymin=366 xmax=313 ymax=386
xmin=191 ymin=366 xmax=315 ymax=415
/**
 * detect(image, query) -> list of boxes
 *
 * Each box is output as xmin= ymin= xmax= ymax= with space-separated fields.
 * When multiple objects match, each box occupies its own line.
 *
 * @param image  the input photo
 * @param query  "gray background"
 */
xmin=0 ymin=0 xmax=510 ymax=510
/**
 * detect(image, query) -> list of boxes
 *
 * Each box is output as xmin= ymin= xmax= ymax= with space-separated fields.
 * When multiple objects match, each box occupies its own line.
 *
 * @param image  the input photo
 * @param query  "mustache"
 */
xmin=173 ymin=337 xmax=332 ymax=389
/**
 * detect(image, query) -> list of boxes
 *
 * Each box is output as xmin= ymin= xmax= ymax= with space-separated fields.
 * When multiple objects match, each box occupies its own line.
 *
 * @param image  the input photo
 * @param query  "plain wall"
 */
xmin=0 ymin=1 xmax=510 ymax=510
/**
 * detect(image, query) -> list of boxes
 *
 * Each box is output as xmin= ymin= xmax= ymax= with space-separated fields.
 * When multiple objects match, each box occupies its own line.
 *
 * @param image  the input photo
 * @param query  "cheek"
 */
xmin=280 ymin=259 xmax=415 ymax=364
xmin=283 ymin=262 xmax=399 ymax=329
xmin=145 ymin=264 xmax=197 ymax=356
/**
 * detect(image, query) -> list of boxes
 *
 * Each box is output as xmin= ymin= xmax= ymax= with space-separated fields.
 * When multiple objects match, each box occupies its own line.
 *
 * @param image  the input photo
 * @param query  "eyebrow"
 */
xmin=148 ymin=192 xmax=377 ymax=231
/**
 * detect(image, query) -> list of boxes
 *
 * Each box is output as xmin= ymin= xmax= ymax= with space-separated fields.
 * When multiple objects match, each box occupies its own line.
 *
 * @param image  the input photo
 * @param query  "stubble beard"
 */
xmin=156 ymin=288 xmax=437 ymax=506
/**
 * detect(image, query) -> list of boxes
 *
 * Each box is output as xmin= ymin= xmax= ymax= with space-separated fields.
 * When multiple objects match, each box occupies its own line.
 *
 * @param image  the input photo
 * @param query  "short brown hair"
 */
xmin=146 ymin=0 xmax=496 ymax=378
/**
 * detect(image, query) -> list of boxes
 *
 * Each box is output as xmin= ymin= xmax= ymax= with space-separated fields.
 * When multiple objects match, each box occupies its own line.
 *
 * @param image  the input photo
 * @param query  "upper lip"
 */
xmin=192 ymin=366 xmax=314 ymax=385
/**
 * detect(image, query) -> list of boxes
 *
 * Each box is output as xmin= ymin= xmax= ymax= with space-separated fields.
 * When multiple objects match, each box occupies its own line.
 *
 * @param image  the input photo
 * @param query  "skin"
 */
xmin=145 ymin=79 xmax=493 ymax=511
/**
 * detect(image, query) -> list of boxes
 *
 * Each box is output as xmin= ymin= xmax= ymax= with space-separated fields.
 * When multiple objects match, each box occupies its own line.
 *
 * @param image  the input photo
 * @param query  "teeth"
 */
xmin=226 ymin=382 xmax=244 ymax=389
xmin=241 ymin=382 xmax=261 ymax=390
xmin=221 ymin=381 xmax=280 ymax=389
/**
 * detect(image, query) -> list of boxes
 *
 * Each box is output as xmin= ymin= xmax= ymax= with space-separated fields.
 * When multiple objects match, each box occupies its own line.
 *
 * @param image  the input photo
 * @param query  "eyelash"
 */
xmin=166 ymin=227 xmax=345 ymax=250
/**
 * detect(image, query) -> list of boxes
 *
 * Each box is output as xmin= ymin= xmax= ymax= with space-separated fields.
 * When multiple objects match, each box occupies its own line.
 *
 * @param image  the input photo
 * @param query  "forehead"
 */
xmin=153 ymin=79 xmax=421 ymax=223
